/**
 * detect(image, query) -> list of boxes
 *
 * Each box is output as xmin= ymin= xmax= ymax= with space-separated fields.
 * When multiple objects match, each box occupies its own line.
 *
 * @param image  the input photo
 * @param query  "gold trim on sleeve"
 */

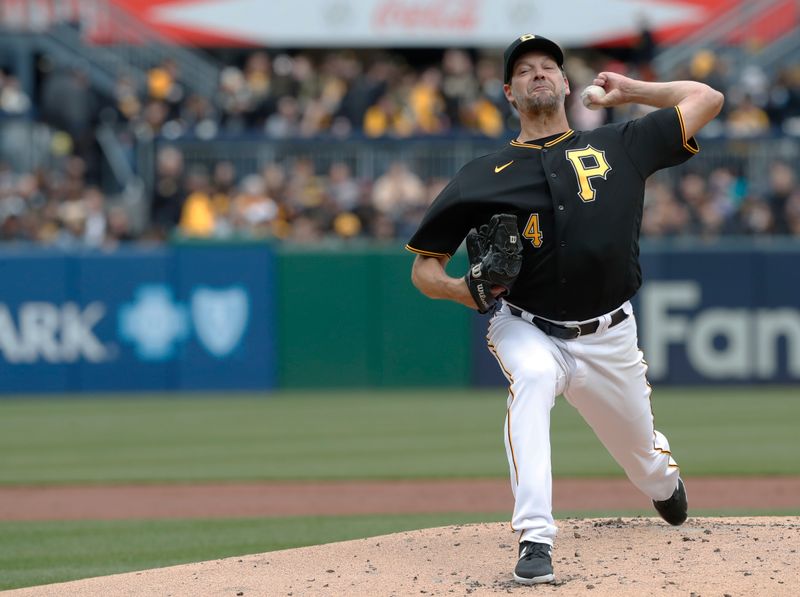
xmin=675 ymin=106 xmax=700 ymax=154
xmin=405 ymin=244 xmax=452 ymax=258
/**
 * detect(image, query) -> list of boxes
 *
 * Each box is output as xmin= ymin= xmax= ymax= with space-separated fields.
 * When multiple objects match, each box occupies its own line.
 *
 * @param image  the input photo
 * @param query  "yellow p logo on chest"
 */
xmin=565 ymin=145 xmax=612 ymax=202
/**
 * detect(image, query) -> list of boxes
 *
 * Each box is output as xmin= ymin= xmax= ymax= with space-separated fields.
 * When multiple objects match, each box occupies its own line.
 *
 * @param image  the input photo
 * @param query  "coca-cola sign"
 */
xmin=372 ymin=0 xmax=478 ymax=32
xmin=135 ymin=0 xmax=717 ymax=48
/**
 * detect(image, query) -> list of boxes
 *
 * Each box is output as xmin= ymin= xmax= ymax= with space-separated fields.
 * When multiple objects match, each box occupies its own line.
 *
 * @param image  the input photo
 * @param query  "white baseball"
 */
xmin=581 ymin=84 xmax=606 ymax=110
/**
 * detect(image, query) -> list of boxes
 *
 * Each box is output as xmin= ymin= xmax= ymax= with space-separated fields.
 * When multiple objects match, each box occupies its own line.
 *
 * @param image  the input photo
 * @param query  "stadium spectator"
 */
xmin=767 ymin=65 xmax=800 ymax=133
xmin=242 ymin=50 xmax=274 ymax=127
xmin=265 ymin=96 xmax=302 ymax=138
xmin=726 ymin=93 xmax=770 ymax=137
xmin=147 ymin=58 xmax=185 ymax=121
xmin=150 ymin=146 xmax=185 ymax=238
xmin=231 ymin=173 xmax=279 ymax=238
xmin=641 ymin=180 xmax=690 ymax=238
xmin=38 ymin=64 xmax=99 ymax=177
xmin=178 ymin=166 xmax=215 ymax=237
xmin=327 ymin=161 xmax=360 ymax=212
xmin=210 ymin=160 xmax=237 ymax=235
xmin=363 ymin=92 xmax=413 ymax=137
xmin=106 ymin=204 xmax=136 ymax=246
xmin=784 ymin=190 xmax=800 ymax=235
xmin=0 ymin=74 xmax=31 ymax=115
xmin=2 ymin=41 xmax=800 ymax=247
xmin=82 ymin=186 xmax=108 ymax=248
xmin=766 ymin=160 xmax=796 ymax=235
xmin=731 ymin=195 xmax=776 ymax=236
xmin=441 ymin=49 xmax=479 ymax=127
xmin=336 ymin=59 xmax=391 ymax=130
xmin=408 ymin=67 xmax=447 ymax=134
xmin=285 ymin=157 xmax=326 ymax=212
xmin=372 ymin=161 xmax=426 ymax=219
xmin=631 ymin=17 xmax=658 ymax=81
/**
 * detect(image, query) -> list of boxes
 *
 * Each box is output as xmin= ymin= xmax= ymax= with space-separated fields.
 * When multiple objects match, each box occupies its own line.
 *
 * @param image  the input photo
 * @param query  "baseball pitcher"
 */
xmin=407 ymin=34 xmax=723 ymax=584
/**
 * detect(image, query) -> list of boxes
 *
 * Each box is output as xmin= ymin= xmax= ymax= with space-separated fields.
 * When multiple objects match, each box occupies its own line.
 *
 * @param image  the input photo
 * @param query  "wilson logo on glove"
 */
xmin=465 ymin=213 xmax=523 ymax=314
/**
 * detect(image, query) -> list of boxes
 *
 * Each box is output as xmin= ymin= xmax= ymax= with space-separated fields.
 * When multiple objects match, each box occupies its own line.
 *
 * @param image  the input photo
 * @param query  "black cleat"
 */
xmin=653 ymin=477 xmax=688 ymax=526
xmin=513 ymin=541 xmax=555 ymax=585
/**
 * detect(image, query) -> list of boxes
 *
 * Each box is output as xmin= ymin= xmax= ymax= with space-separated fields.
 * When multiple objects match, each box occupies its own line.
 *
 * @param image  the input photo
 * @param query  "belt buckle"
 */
xmin=571 ymin=325 xmax=582 ymax=339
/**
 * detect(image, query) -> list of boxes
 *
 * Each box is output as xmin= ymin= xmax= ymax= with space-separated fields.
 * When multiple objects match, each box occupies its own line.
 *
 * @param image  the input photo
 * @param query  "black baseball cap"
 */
xmin=503 ymin=34 xmax=564 ymax=83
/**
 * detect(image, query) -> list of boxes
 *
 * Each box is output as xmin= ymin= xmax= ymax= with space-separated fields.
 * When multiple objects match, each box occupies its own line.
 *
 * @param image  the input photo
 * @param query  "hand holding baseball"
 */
xmin=581 ymin=85 xmax=606 ymax=110
xmin=584 ymin=72 xmax=638 ymax=109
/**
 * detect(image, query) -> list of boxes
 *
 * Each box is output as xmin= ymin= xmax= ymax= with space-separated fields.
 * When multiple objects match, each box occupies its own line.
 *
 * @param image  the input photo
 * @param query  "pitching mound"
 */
xmin=6 ymin=517 xmax=799 ymax=596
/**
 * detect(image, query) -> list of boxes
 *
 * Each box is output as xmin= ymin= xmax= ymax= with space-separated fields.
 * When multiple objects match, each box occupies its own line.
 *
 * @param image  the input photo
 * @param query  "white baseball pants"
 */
xmin=486 ymin=300 xmax=680 ymax=546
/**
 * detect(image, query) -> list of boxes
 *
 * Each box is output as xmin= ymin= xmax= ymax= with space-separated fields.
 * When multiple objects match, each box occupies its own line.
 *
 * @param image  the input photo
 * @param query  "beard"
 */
xmin=513 ymin=85 xmax=564 ymax=116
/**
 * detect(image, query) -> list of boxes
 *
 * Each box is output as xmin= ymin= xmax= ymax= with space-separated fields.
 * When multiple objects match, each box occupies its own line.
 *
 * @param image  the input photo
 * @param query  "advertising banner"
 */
xmin=0 ymin=244 xmax=277 ymax=393
xmin=473 ymin=245 xmax=800 ymax=387
xmin=637 ymin=248 xmax=800 ymax=385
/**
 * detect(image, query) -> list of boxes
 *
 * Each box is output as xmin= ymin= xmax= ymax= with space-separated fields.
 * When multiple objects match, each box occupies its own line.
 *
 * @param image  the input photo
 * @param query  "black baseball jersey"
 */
xmin=406 ymin=106 xmax=699 ymax=321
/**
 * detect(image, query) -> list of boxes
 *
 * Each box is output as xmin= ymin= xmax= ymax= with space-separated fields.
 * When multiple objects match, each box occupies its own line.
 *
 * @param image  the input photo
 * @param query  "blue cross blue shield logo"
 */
xmin=190 ymin=286 xmax=249 ymax=357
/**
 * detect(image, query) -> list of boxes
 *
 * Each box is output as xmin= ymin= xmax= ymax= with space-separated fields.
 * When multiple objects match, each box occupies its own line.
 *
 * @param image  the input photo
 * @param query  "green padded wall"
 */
xmin=277 ymin=245 xmax=470 ymax=388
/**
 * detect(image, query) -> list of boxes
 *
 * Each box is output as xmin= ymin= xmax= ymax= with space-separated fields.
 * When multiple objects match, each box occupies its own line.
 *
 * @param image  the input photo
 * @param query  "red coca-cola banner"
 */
xmin=0 ymin=0 xmax=796 ymax=48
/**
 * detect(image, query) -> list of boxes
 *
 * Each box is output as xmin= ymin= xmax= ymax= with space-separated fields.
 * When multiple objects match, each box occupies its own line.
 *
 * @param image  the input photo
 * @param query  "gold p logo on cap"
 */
xmin=519 ymin=34 xmax=536 ymax=41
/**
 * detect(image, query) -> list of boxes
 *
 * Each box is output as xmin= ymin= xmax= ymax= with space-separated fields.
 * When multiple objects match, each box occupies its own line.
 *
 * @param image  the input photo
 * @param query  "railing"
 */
xmin=0 ymin=117 xmax=54 ymax=173
xmin=83 ymin=0 xmax=222 ymax=99
xmin=137 ymin=134 xmax=505 ymax=192
xmin=3 ymin=113 xmax=799 ymax=202
xmin=654 ymin=0 xmax=783 ymax=77
xmin=7 ymin=0 xmax=221 ymax=100
xmin=139 ymin=132 xmax=800 ymax=195
xmin=752 ymin=24 xmax=800 ymax=74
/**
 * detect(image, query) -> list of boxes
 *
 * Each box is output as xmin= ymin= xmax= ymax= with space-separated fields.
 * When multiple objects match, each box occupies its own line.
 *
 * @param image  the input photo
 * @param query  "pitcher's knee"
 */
xmin=513 ymin=359 xmax=559 ymax=386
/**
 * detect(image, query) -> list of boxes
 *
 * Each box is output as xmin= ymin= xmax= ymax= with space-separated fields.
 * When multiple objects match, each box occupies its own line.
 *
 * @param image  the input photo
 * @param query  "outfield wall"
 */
xmin=1 ymin=241 xmax=798 ymax=393
xmin=0 ymin=244 xmax=277 ymax=392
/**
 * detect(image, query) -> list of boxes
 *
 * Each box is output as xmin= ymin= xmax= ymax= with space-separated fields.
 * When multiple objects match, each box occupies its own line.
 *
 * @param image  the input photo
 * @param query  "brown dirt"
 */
xmin=2 ymin=478 xmax=799 ymax=596
xmin=1 ymin=477 xmax=799 ymax=520
xmin=4 ymin=517 xmax=799 ymax=596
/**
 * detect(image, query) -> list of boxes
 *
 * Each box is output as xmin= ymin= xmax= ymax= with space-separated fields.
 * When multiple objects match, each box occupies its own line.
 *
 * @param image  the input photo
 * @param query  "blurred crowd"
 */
xmin=643 ymin=160 xmax=800 ymax=238
xmin=1 ymin=40 xmax=800 ymax=247
xmin=107 ymin=46 xmax=800 ymax=141
xmin=3 ymin=147 xmax=800 ymax=248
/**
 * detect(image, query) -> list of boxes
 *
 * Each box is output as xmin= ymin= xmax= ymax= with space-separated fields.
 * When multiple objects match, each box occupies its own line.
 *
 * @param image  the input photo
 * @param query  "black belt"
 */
xmin=508 ymin=306 xmax=628 ymax=340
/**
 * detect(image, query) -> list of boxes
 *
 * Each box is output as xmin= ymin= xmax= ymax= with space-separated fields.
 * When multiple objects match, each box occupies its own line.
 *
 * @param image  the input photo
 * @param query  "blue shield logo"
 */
xmin=191 ymin=286 xmax=249 ymax=357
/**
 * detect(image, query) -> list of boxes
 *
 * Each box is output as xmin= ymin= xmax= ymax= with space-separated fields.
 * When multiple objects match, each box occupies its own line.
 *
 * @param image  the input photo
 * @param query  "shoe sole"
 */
xmin=513 ymin=572 xmax=555 ymax=585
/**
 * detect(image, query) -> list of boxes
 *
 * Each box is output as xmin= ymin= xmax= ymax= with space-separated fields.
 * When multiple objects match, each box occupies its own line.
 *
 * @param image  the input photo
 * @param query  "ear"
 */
xmin=563 ymin=73 xmax=570 ymax=96
xmin=503 ymin=83 xmax=515 ymax=103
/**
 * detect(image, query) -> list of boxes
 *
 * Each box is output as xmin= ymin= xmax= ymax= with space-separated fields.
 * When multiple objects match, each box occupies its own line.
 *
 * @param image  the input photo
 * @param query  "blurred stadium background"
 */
xmin=1 ymin=0 xmax=800 ymax=590
xmin=0 ymin=0 xmax=798 ymax=392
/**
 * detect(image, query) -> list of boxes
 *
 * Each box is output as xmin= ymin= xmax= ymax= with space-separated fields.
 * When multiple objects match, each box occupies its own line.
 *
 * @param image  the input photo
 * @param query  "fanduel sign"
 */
xmin=641 ymin=281 xmax=800 ymax=381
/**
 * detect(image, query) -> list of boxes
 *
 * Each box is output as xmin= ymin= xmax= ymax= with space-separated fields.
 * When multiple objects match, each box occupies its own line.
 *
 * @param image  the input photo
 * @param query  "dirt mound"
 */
xmin=5 ymin=517 xmax=799 ymax=596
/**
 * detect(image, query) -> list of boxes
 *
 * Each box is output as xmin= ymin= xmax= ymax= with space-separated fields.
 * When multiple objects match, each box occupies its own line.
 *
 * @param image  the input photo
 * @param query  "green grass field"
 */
xmin=1 ymin=387 xmax=799 ymax=483
xmin=0 ymin=387 xmax=798 ymax=589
